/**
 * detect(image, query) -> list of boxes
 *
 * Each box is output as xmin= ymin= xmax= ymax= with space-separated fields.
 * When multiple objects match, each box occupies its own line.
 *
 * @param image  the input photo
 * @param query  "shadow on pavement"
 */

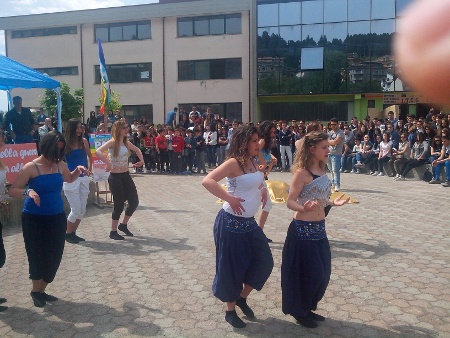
xmin=342 ymin=189 xmax=387 ymax=194
xmin=329 ymin=239 xmax=409 ymax=260
xmin=79 ymin=236 xmax=196 ymax=256
xmin=234 ymin=316 xmax=437 ymax=337
xmin=1 ymin=301 xmax=162 ymax=337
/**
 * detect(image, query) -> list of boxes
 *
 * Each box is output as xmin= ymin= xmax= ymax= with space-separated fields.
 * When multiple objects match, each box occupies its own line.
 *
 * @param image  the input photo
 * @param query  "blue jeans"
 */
xmin=433 ymin=161 xmax=450 ymax=181
xmin=341 ymin=150 xmax=352 ymax=171
xmin=327 ymin=154 xmax=342 ymax=187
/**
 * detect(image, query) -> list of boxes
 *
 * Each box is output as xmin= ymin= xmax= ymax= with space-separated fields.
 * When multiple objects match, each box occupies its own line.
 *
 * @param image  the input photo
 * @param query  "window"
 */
xmin=179 ymin=102 xmax=242 ymax=121
xmin=95 ymin=63 xmax=152 ymax=83
xmin=324 ymin=0 xmax=347 ymax=23
xmin=279 ymin=2 xmax=301 ymax=26
xmin=95 ymin=21 xmax=151 ymax=42
xmin=372 ymin=0 xmax=396 ymax=20
xmin=301 ymin=47 xmax=324 ymax=70
xmin=178 ymin=58 xmax=242 ymax=81
xmin=302 ymin=0 xmax=324 ymax=24
xmin=121 ymin=105 xmax=153 ymax=124
xmin=177 ymin=14 xmax=241 ymax=37
xmin=35 ymin=66 xmax=78 ymax=76
xmin=258 ymin=3 xmax=278 ymax=27
xmin=12 ymin=26 xmax=77 ymax=38
xmin=348 ymin=0 xmax=371 ymax=21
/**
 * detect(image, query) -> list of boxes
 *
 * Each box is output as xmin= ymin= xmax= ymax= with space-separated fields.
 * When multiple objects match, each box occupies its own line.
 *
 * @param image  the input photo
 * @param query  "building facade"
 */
xmin=0 ymin=0 xmax=438 ymax=124
xmin=255 ymin=0 xmax=440 ymax=122
xmin=0 ymin=0 xmax=256 ymax=124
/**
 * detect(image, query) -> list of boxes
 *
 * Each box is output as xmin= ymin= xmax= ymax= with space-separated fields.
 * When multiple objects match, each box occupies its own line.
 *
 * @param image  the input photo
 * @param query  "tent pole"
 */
xmin=56 ymin=87 xmax=62 ymax=132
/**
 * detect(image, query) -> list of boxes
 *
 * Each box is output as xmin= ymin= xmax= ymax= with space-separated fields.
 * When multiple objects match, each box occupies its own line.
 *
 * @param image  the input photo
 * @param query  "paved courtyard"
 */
xmin=0 ymin=171 xmax=449 ymax=337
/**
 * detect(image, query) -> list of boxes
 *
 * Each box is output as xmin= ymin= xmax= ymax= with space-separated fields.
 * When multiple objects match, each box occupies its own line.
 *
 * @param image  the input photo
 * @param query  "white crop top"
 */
xmin=223 ymin=171 xmax=264 ymax=218
xmin=108 ymin=145 xmax=129 ymax=169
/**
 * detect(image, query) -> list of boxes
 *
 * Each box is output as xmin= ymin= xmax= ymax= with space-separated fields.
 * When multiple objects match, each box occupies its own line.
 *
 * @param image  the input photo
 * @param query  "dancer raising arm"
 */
xmin=95 ymin=120 xmax=144 ymax=240
xmin=202 ymin=125 xmax=274 ymax=329
xmin=281 ymin=131 xmax=349 ymax=328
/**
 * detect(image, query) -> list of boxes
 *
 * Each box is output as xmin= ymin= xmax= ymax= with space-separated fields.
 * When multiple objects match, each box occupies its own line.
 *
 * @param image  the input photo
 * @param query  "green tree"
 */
xmin=40 ymin=82 xmax=84 ymax=122
xmin=98 ymin=90 xmax=122 ymax=112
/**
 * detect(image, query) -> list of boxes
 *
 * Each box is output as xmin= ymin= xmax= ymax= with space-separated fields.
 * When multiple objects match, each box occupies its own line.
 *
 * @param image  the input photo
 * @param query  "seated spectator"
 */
xmin=354 ymin=134 xmax=373 ymax=170
xmin=423 ymin=124 xmax=436 ymax=144
xmin=429 ymin=135 xmax=450 ymax=186
xmin=349 ymin=137 xmax=362 ymax=173
xmin=395 ymin=132 xmax=430 ymax=181
xmin=373 ymin=132 xmax=393 ymax=176
xmin=390 ymin=133 xmax=410 ymax=179
xmin=429 ymin=136 xmax=443 ymax=164
xmin=368 ymin=134 xmax=382 ymax=175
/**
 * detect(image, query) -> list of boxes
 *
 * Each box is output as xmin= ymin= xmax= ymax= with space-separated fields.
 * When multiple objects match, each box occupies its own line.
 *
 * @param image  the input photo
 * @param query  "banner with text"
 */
xmin=89 ymin=133 xmax=112 ymax=182
xmin=0 ymin=143 xmax=39 ymax=184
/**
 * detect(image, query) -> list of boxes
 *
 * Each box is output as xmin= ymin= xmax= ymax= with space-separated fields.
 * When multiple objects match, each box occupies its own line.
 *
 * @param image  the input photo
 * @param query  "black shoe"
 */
xmin=0 ymin=298 xmax=6 ymax=304
xmin=109 ymin=231 xmax=125 ymax=240
xmin=30 ymin=292 xmax=46 ymax=307
xmin=65 ymin=233 xmax=79 ymax=244
xmin=118 ymin=223 xmax=134 ymax=236
xmin=235 ymin=297 xmax=255 ymax=318
xmin=225 ymin=310 xmax=246 ymax=328
xmin=0 ymin=305 xmax=7 ymax=312
xmin=308 ymin=311 xmax=325 ymax=321
xmin=293 ymin=315 xmax=318 ymax=328
xmin=41 ymin=292 xmax=58 ymax=302
xmin=73 ymin=233 xmax=85 ymax=242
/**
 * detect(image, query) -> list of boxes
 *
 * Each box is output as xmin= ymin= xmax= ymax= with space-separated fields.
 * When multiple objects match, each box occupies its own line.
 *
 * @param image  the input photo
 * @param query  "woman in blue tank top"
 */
xmin=9 ymin=131 xmax=89 ymax=308
xmin=63 ymin=119 xmax=92 ymax=244
xmin=202 ymin=125 xmax=274 ymax=329
xmin=282 ymin=131 xmax=349 ymax=328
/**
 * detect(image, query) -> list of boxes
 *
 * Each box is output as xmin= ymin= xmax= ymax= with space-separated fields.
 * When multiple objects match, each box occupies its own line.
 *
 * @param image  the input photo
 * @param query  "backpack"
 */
xmin=422 ymin=168 xmax=433 ymax=182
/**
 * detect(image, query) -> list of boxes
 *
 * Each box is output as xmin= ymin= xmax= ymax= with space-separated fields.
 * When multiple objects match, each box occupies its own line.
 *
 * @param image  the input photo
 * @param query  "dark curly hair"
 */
xmin=226 ymin=125 xmax=260 ymax=169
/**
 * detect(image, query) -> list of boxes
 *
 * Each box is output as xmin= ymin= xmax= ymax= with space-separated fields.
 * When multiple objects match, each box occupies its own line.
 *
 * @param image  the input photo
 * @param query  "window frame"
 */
xmin=94 ymin=21 xmax=151 ymax=43
xmin=94 ymin=62 xmax=152 ymax=84
xmin=12 ymin=26 xmax=77 ymax=38
xmin=177 ymin=14 xmax=241 ymax=38
xmin=178 ymin=58 xmax=242 ymax=81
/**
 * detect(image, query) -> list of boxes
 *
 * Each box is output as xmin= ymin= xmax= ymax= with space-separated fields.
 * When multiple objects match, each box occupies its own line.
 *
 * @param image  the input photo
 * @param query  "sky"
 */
xmin=0 ymin=0 xmax=159 ymax=112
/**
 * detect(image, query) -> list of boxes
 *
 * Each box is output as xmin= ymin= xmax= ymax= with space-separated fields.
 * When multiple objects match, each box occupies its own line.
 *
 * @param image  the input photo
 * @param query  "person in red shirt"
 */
xmin=142 ymin=131 xmax=156 ymax=173
xmin=155 ymin=129 xmax=168 ymax=174
xmin=172 ymin=129 xmax=185 ymax=174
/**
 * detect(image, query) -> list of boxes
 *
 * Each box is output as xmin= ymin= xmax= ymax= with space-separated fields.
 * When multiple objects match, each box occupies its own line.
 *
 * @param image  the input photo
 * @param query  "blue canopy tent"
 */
xmin=0 ymin=54 xmax=62 ymax=132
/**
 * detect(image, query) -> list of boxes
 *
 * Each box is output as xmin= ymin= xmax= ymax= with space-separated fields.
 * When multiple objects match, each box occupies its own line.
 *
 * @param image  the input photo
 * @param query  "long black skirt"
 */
xmin=212 ymin=209 xmax=274 ymax=302
xmin=281 ymin=219 xmax=331 ymax=318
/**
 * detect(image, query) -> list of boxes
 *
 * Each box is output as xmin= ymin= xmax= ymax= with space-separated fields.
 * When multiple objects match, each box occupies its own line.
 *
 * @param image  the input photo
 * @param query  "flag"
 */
xmin=97 ymin=39 xmax=110 ymax=114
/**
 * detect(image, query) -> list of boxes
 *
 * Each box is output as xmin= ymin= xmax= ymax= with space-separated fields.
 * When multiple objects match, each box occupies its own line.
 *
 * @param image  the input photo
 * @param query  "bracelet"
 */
xmin=22 ymin=188 xmax=31 ymax=196
xmin=327 ymin=200 xmax=334 ymax=207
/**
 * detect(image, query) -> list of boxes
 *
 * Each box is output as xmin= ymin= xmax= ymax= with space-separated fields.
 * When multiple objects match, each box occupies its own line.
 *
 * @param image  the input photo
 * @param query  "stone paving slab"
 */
xmin=0 ymin=170 xmax=449 ymax=337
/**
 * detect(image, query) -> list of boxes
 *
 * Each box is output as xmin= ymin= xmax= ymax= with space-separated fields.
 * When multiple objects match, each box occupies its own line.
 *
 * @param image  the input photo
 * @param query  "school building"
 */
xmin=1 ymin=0 xmax=436 ymax=124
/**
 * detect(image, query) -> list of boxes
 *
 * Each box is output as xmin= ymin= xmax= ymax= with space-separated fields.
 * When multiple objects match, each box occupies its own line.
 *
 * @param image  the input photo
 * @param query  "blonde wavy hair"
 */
xmin=111 ymin=120 xmax=128 ymax=158
xmin=292 ymin=131 xmax=329 ymax=172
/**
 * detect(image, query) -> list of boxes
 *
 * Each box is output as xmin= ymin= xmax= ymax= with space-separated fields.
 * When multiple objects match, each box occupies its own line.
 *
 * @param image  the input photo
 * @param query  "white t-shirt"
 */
xmin=379 ymin=141 xmax=392 ymax=157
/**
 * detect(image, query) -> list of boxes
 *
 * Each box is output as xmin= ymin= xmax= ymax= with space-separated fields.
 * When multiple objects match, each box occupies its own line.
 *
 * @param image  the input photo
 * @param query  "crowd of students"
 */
xmin=337 ymin=111 xmax=450 ymax=187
